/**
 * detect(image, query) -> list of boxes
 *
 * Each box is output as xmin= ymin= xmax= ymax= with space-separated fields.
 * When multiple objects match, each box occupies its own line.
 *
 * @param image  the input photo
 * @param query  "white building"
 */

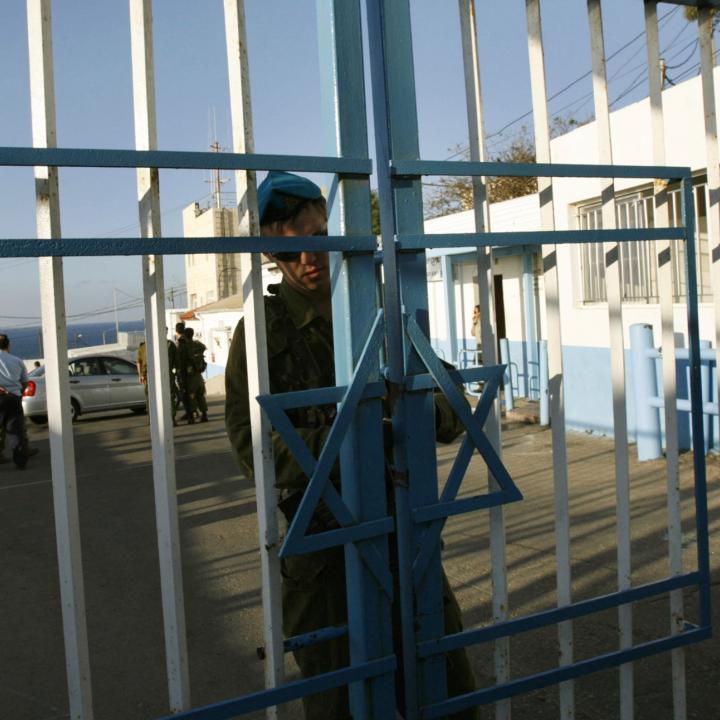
xmin=426 ymin=68 xmax=718 ymax=447
xmin=169 ymin=260 xmax=282 ymax=379
xmin=183 ymin=202 xmax=241 ymax=308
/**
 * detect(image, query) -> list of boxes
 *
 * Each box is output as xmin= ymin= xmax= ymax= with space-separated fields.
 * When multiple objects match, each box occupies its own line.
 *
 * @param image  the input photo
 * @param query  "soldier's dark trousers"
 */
xmin=185 ymin=374 xmax=205 ymax=415
xmin=195 ymin=382 xmax=208 ymax=414
xmin=282 ymin=545 xmax=479 ymax=720
xmin=0 ymin=393 xmax=26 ymax=452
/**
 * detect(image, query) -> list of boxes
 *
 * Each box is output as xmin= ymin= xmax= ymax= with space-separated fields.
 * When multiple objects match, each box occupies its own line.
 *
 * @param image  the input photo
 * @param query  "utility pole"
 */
xmin=113 ymin=287 xmax=120 ymax=341
xmin=210 ymin=140 xmax=227 ymax=209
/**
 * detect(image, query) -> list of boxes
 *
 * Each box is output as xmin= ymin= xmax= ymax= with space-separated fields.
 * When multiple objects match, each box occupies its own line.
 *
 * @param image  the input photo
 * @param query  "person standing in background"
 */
xmin=470 ymin=304 xmax=482 ymax=365
xmin=175 ymin=321 xmax=194 ymax=424
xmin=136 ymin=333 xmax=180 ymax=426
xmin=0 ymin=334 xmax=32 ymax=468
xmin=183 ymin=327 xmax=208 ymax=423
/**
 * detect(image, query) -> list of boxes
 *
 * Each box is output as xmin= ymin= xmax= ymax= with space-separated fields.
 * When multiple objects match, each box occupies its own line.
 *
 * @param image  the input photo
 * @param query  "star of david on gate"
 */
xmin=256 ymin=310 xmax=522 ymax=595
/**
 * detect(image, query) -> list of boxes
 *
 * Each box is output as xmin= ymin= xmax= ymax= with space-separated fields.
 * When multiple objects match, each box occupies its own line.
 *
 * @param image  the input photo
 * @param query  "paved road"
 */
xmin=0 ymin=399 xmax=717 ymax=719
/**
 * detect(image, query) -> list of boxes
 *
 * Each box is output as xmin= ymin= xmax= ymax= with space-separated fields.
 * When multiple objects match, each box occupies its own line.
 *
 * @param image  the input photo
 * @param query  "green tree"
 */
xmin=423 ymin=116 xmax=586 ymax=219
xmin=683 ymin=6 xmax=719 ymax=24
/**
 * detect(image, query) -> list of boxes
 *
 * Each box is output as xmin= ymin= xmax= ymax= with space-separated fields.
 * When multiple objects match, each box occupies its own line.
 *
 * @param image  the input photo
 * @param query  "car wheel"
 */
xmin=29 ymin=415 xmax=48 ymax=425
xmin=70 ymin=399 xmax=80 ymax=422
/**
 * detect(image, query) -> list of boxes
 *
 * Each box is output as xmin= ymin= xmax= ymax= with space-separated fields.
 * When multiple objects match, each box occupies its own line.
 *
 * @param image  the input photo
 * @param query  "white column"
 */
xmin=458 ymin=3 xmax=509 ymax=718
xmin=223 ymin=3 xmax=284 ymax=718
xmin=587 ymin=2 xmax=633 ymax=718
xmin=26 ymin=2 xmax=94 ymax=718
xmin=644 ymin=4 xmax=685 ymax=718
xmin=129 ymin=0 xmax=190 ymax=711
xmin=525 ymin=2 xmax=574 ymax=717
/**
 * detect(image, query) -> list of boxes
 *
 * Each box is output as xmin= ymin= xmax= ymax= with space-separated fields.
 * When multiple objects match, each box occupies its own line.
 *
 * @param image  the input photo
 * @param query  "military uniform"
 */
xmin=186 ymin=338 xmax=208 ymax=420
xmin=226 ymin=281 xmax=478 ymax=719
xmin=136 ymin=340 xmax=179 ymax=422
xmin=175 ymin=334 xmax=194 ymax=420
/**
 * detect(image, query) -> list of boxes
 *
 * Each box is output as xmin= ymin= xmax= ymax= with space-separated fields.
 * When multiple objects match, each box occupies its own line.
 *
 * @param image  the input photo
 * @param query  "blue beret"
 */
xmin=257 ymin=171 xmax=323 ymax=223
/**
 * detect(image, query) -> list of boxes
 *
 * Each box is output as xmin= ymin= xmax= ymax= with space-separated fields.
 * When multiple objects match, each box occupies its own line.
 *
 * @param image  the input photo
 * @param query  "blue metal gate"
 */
xmin=0 ymin=1 xmax=714 ymax=719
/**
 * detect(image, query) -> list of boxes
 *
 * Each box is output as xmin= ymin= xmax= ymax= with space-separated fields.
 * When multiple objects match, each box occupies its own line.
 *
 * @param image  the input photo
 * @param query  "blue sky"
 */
xmin=0 ymin=0 xmax=703 ymax=329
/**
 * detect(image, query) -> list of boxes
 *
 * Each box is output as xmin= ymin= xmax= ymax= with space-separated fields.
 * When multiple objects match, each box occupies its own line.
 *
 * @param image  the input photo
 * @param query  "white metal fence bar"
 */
xmin=26 ymin=2 xmax=94 ymax=717
xmin=128 ymin=0 xmax=190 ymax=711
xmin=525 ymin=2 xmax=575 ymax=717
xmin=644 ymin=4 xmax=686 ymax=718
xmin=222 ymin=2 xmax=284 ymax=717
xmin=698 ymin=5 xmax=720 ymax=484
xmin=587 ymin=2 xmax=634 ymax=717
xmin=457 ymin=5 xmax=510 ymax=718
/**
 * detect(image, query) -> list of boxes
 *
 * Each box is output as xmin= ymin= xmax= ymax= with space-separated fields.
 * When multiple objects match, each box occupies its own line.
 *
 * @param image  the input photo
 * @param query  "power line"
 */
xmin=664 ymin=39 xmax=698 ymax=70
xmin=443 ymin=5 xmax=683 ymax=162
xmin=0 ymin=283 xmax=187 ymax=326
xmin=484 ymin=6 xmax=681 ymax=144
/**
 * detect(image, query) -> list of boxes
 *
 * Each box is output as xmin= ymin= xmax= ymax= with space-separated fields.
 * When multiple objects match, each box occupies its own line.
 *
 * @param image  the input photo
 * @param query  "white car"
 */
xmin=22 ymin=354 xmax=146 ymax=423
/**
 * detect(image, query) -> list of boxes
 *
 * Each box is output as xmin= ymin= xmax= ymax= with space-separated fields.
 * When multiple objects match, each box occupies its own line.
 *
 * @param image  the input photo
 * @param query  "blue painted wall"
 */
xmin=431 ymin=335 xmax=719 ymax=451
xmin=205 ymin=362 xmax=225 ymax=380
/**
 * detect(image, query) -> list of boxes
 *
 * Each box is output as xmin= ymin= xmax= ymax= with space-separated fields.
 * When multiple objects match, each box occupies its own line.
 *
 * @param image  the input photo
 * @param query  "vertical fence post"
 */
xmin=681 ymin=169 xmax=713 ymax=637
xmin=523 ymin=252 xmax=538 ymax=401
xmin=587 ymin=2 xmax=634 ymax=715
xmin=644 ymin=5 xmax=687 ymax=713
xmin=699 ymin=340 xmax=711 ymax=454
xmin=697 ymin=6 xmax=720 ymax=459
xmin=365 ymin=0 xmax=422 ymax=713
xmin=317 ymin=1 xmax=396 ymax=717
xmin=630 ymin=324 xmax=662 ymax=461
xmin=442 ymin=254 xmax=458 ymax=365
xmin=456 ymin=14 xmax=510 ymax=709
xmin=524 ymin=3 xmax=574 ymax=715
xmin=499 ymin=338 xmax=513 ymax=412
xmin=26 ymin=2 xmax=94 ymax=718
xmin=128 ymin=0 xmax=190 ymax=711
xmin=539 ymin=339 xmax=549 ymax=427
xmin=222 ymin=2 xmax=283 ymax=716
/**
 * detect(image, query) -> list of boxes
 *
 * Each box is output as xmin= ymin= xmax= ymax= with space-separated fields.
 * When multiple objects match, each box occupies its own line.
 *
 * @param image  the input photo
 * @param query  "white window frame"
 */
xmin=577 ymin=182 xmax=710 ymax=304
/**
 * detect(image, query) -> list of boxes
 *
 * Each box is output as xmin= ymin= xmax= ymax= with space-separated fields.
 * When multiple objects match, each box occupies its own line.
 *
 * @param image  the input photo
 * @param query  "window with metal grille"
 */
xmin=578 ymin=183 xmax=709 ymax=303
xmin=668 ymin=184 xmax=712 ymax=302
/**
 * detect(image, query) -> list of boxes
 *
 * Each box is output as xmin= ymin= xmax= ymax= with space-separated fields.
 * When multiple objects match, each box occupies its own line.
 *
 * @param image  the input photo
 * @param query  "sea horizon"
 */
xmin=3 ymin=319 xmax=146 ymax=359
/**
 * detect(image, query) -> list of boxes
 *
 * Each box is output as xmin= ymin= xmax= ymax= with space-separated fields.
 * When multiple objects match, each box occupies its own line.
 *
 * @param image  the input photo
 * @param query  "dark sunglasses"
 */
xmin=270 ymin=229 xmax=328 ymax=262
xmin=271 ymin=251 xmax=302 ymax=262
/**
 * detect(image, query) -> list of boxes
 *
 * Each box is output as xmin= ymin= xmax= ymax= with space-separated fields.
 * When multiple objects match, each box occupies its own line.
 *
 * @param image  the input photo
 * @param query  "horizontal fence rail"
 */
xmin=391 ymin=158 xmax=691 ymax=181
xmin=0 ymin=235 xmax=377 ymax=257
xmin=0 ymin=145 xmax=372 ymax=175
xmin=398 ymin=228 xmax=686 ymax=250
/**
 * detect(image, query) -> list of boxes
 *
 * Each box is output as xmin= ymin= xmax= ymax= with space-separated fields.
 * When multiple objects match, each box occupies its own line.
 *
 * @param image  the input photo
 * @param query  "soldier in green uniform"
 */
xmin=175 ymin=322 xmax=196 ymax=424
xmin=135 ymin=335 xmax=179 ymax=426
xmin=183 ymin=327 xmax=208 ymax=422
xmin=225 ymin=172 xmax=478 ymax=719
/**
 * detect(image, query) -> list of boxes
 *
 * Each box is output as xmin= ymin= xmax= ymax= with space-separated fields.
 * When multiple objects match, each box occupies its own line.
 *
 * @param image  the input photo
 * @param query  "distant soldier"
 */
xmin=183 ymin=327 xmax=208 ymax=423
xmin=175 ymin=322 xmax=195 ymax=425
xmin=136 ymin=334 xmax=179 ymax=426
xmin=175 ymin=321 xmax=194 ymax=422
xmin=0 ymin=334 xmax=32 ymax=468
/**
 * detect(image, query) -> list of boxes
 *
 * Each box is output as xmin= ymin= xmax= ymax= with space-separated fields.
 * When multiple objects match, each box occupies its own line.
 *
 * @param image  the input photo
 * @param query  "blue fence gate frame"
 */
xmin=1 ymin=1 xmax=715 ymax=719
